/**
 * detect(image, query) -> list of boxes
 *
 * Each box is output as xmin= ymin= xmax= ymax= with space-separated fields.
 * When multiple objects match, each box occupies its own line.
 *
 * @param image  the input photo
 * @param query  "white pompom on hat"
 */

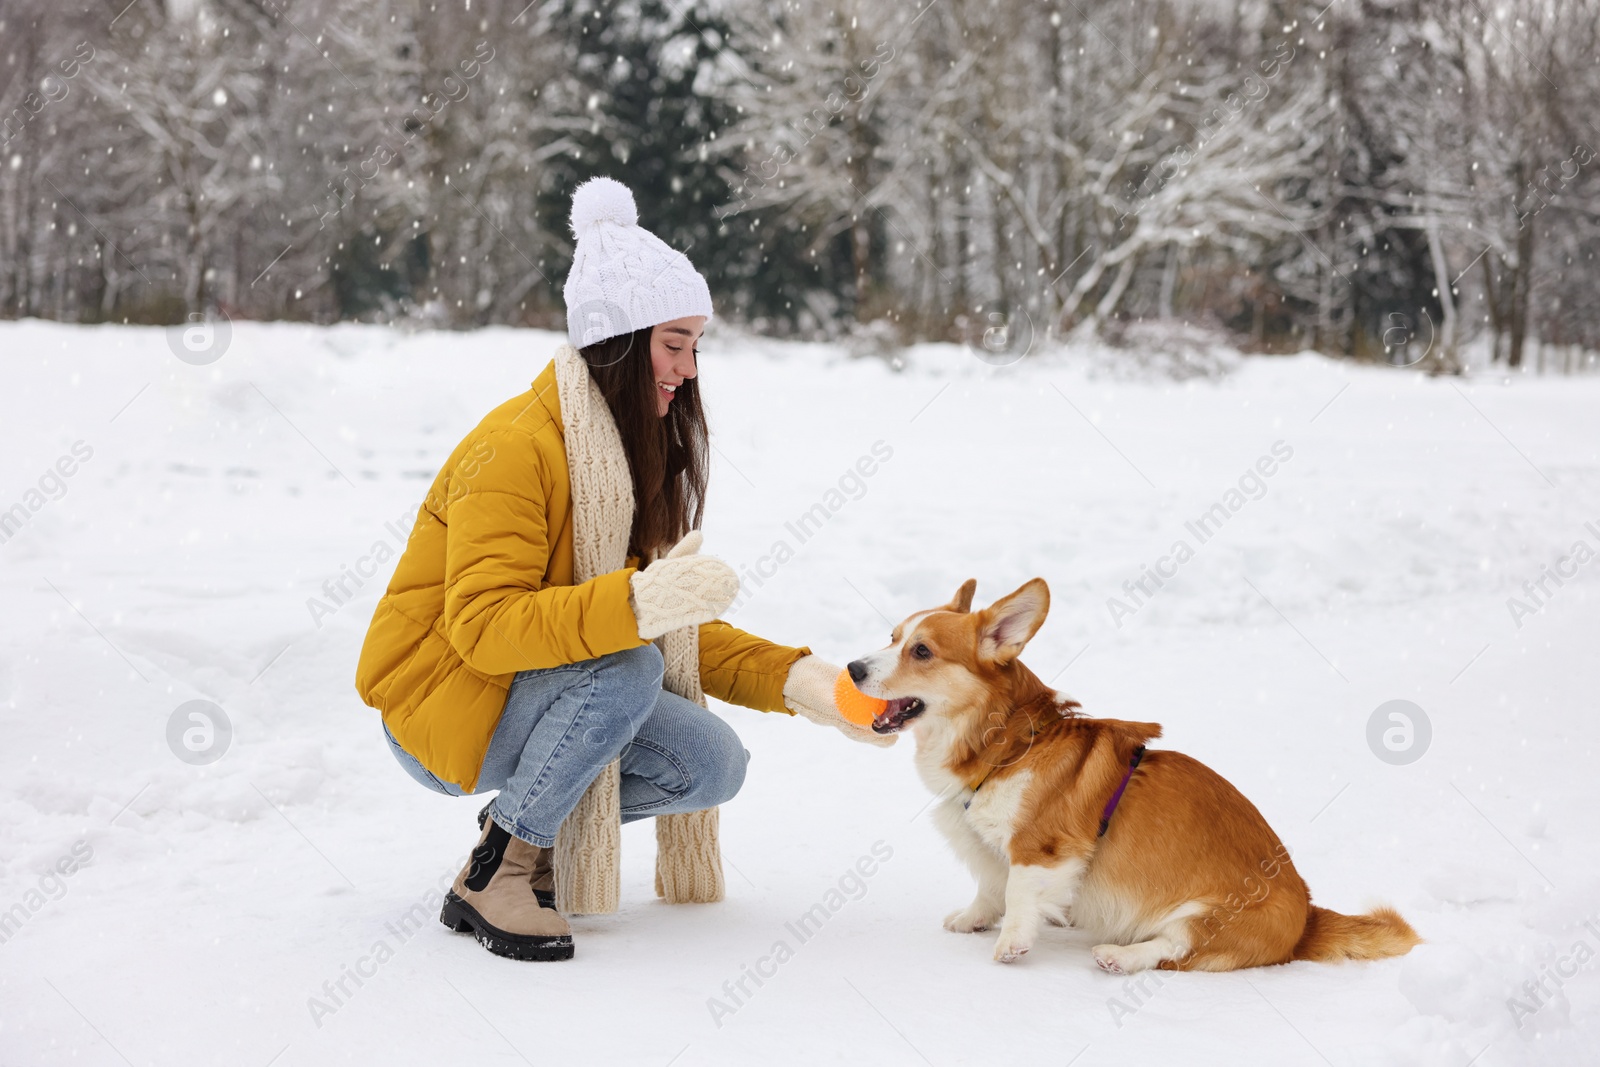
xmin=562 ymin=177 xmax=713 ymax=350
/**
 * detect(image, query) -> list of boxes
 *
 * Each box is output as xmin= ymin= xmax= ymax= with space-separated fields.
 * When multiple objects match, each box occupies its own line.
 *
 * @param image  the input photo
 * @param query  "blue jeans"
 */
xmin=383 ymin=643 xmax=749 ymax=847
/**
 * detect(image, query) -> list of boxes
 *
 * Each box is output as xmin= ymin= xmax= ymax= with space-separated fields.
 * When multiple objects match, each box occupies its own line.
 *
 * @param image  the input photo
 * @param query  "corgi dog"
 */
xmin=847 ymin=578 xmax=1419 ymax=972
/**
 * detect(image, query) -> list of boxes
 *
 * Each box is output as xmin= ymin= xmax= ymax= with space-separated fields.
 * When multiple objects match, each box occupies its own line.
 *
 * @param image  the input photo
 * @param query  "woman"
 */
xmin=355 ymin=177 xmax=887 ymax=962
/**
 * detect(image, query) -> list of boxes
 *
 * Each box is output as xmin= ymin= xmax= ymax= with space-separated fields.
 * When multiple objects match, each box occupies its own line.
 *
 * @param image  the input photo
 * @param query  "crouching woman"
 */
xmin=354 ymin=178 xmax=886 ymax=961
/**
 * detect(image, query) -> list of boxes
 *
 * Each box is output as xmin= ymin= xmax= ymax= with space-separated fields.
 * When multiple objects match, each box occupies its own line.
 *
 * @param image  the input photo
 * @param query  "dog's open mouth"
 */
xmin=871 ymin=696 xmax=926 ymax=734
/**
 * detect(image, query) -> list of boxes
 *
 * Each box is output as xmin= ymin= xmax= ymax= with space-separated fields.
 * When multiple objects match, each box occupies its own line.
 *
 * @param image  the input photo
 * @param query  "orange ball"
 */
xmin=834 ymin=669 xmax=889 ymax=726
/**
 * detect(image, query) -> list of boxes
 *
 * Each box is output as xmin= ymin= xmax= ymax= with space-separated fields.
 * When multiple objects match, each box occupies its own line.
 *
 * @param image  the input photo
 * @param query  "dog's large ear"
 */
xmin=977 ymin=579 xmax=1049 ymax=664
xmin=945 ymin=578 xmax=977 ymax=613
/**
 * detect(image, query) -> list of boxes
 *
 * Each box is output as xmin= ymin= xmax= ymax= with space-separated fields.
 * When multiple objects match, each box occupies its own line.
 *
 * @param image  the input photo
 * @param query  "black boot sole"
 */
xmin=477 ymin=802 xmax=556 ymax=909
xmin=439 ymin=891 xmax=574 ymax=961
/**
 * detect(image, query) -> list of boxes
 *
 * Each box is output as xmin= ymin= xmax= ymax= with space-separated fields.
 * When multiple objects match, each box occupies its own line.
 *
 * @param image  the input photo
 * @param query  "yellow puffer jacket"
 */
xmin=355 ymin=359 xmax=809 ymax=791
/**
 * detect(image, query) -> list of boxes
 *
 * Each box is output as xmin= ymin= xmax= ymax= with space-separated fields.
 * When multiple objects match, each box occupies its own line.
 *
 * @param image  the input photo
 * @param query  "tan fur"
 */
xmin=850 ymin=578 xmax=1421 ymax=972
xmin=1292 ymin=905 xmax=1421 ymax=963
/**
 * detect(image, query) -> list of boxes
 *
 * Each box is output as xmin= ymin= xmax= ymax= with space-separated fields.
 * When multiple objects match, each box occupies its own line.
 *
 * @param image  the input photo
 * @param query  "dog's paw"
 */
xmin=944 ymin=907 xmax=998 ymax=934
xmin=992 ymin=935 xmax=1031 ymax=963
xmin=1092 ymin=944 xmax=1133 ymax=975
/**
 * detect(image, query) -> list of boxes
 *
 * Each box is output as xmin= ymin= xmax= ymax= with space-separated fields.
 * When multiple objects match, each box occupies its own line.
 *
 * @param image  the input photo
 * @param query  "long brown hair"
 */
xmin=578 ymin=326 xmax=709 ymax=558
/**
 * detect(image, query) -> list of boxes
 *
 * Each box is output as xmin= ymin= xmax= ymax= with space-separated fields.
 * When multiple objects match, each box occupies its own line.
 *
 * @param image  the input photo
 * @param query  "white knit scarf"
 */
xmin=552 ymin=343 xmax=724 ymax=913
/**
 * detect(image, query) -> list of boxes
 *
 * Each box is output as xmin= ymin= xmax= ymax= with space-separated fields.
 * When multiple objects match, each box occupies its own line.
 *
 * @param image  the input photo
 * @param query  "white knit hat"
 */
xmin=562 ymin=177 xmax=713 ymax=349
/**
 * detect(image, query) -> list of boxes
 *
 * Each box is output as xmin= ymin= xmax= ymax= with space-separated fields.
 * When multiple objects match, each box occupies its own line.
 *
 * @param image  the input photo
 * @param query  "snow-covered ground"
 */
xmin=2 ymin=319 xmax=1596 ymax=1066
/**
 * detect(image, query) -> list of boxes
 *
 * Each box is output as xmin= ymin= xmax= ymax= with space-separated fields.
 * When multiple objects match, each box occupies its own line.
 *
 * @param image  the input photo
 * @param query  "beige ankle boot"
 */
xmin=530 ymin=849 xmax=555 ymax=910
xmin=440 ymin=817 xmax=573 ymax=961
xmin=479 ymin=801 xmax=555 ymax=908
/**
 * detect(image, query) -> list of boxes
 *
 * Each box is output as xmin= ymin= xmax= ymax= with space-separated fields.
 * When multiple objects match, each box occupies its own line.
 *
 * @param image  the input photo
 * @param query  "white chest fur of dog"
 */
xmin=915 ymin=715 xmax=1085 ymax=961
xmin=914 ymin=714 xmax=1031 ymax=852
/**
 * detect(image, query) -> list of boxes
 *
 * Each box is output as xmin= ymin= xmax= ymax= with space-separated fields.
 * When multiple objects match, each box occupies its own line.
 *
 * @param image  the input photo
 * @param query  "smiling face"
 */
xmin=649 ymin=316 xmax=704 ymax=416
xmin=846 ymin=578 xmax=1052 ymax=735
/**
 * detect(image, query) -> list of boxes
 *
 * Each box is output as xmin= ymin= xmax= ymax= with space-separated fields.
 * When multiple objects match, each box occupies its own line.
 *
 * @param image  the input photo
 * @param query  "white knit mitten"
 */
xmin=628 ymin=530 xmax=740 ymax=640
xmin=782 ymin=655 xmax=897 ymax=748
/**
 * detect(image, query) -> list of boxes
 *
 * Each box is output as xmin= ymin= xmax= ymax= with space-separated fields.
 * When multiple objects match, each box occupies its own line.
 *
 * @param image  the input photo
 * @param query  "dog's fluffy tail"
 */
xmin=1292 ymin=904 xmax=1420 ymax=963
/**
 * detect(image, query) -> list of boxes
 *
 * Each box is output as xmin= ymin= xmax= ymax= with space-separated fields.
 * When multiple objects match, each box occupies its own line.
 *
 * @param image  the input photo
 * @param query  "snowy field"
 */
xmin=1 ymin=319 xmax=1597 ymax=1066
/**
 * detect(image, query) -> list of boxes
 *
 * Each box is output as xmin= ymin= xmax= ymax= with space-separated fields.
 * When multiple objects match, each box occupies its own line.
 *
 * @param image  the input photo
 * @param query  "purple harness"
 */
xmin=1098 ymin=746 xmax=1146 ymax=837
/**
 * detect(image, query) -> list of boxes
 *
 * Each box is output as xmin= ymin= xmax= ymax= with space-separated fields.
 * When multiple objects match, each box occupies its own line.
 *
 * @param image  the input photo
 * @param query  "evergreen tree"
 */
xmin=537 ymin=0 xmax=840 ymax=331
